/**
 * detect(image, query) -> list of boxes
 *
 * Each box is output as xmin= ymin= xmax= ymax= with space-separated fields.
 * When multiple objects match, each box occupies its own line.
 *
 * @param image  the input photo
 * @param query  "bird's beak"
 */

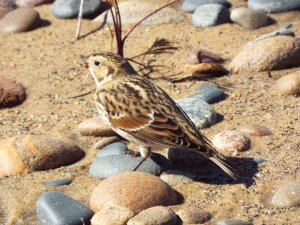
xmin=83 ymin=59 xmax=89 ymax=69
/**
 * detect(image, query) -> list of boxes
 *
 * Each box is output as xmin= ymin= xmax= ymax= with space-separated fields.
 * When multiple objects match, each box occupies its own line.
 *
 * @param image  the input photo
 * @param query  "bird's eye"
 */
xmin=94 ymin=60 xmax=100 ymax=66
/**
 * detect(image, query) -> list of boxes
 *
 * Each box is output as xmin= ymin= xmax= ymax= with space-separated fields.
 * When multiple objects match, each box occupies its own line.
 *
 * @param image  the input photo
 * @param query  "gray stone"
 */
xmin=43 ymin=178 xmax=73 ymax=187
xmin=176 ymin=97 xmax=217 ymax=129
xmin=52 ymin=0 xmax=103 ymax=19
xmin=215 ymin=219 xmax=253 ymax=225
xmin=36 ymin=191 xmax=93 ymax=225
xmin=189 ymin=82 xmax=226 ymax=104
xmin=182 ymin=0 xmax=230 ymax=13
xmin=96 ymin=142 xmax=128 ymax=157
xmin=248 ymin=0 xmax=300 ymax=13
xmin=272 ymin=180 xmax=300 ymax=207
xmin=160 ymin=170 xmax=195 ymax=185
xmin=192 ymin=4 xmax=230 ymax=27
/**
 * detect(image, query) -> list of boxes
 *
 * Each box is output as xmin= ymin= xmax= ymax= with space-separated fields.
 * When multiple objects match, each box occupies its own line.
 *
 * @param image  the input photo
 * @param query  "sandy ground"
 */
xmin=0 ymin=1 xmax=300 ymax=224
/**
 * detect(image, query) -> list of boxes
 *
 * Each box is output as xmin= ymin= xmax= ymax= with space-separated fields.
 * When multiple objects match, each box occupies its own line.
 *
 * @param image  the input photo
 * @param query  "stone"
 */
xmin=0 ymin=135 xmax=85 ymax=176
xmin=90 ymin=171 xmax=178 ymax=214
xmin=0 ymin=77 xmax=26 ymax=107
xmin=240 ymin=124 xmax=272 ymax=136
xmin=43 ymin=178 xmax=73 ymax=187
xmin=127 ymin=206 xmax=177 ymax=225
xmin=212 ymin=130 xmax=251 ymax=156
xmin=192 ymin=4 xmax=230 ymax=27
xmin=91 ymin=206 xmax=134 ymax=225
xmin=96 ymin=142 xmax=128 ymax=157
xmin=182 ymin=0 xmax=230 ymax=13
xmin=0 ymin=8 xmax=41 ymax=33
xmin=94 ymin=0 xmax=186 ymax=25
xmin=183 ymin=63 xmax=227 ymax=75
xmin=230 ymin=36 xmax=300 ymax=73
xmin=167 ymin=147 xmax=210 ymax=166
xmin=0 ymin=0 xmax=16 ymax=19
xmin=271 ymin=180 xmax=300 ymax=207
xmin=274 ymin=71 xmax=300 ymax=96
xmin=215 ymin=219 xmax=253 ymax=225
xmin=52 ymin=0 xmax=103 ymax=19
xmin=36 ymin=191 xmax=93 ymax=225
xmin=188 ymin=49 xmax=224 ymax=64
xmin=176 ymin=97 xmax=217 ymax=129
xmin=230 ymin=7 xmax=273 ymax=30
xmin=160 ymin=170 xmax=195 ymax=186
xmin=78 ymin=116 xmax=116 ymax=137
xmin=188 ymin=82 xmax=226 ymax=104
xmin=15 ymin=0 xmax=54 ymax=8
xmin=248 ymin=0 xmax=300 ymax=13
xmin=176 ymin=206 xmax=211 ymax=224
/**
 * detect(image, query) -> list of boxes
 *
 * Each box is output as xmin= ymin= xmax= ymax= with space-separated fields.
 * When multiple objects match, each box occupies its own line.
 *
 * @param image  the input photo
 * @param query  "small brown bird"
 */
xmin=86 ymin=51 xmax=240 ymax=180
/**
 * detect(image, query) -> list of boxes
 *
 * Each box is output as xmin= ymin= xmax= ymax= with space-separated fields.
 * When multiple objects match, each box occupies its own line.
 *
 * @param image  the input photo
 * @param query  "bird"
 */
xmin=85 ymin=51 xmax=240 ymax=180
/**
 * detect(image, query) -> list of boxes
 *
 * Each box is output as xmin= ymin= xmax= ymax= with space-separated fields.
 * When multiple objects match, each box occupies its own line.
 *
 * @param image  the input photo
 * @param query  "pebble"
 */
xmin=96 ymin=142 xmax=128 ymax=157
xmin=90 ymin=171 xmax=178 ymax=214
xmin=230 ymin=36 xmax=300 ymax=73
xmin=188 ymin=49 xmax=224 ymax=64
xmin=215 ymin=219 xmax=253 ymax=225
xmin=188 ymin=82 xmax=226 ymax=104
xmin=0 ymin=135 xmax=85 ymax=176
xmin=78 ymin=116 xmax=116 ymax=137
xmin=230 ymin=7 xmax=273 ymax=30
xmin=176 ymin=206 xmax=211 ymax=224
xmin=271 ymin=180 xmax=300 ymax=207
xmin=274 ymin=71 xmax=300 ymax=96
xmin=167 ymin=147 xmax=210 ymax=166
xmin=176 ymin=97 xmax=217 ymax=129
xmin=42 ymin=178 xmax=73 ymax=187
xmin=248 ymin=0 xmax=300 ymax=13
xmin=91 ymin=205 xmax=134 ymax=225
xmin=0 ymin=8 xmax=41 ymax=33
xmin=52 ymin=0 xmax=103 ymax=19
xmin=240 ymin=124 xmax=272 ymax=136
xmin=0 ymin=0 xmax=16 ymax=19
xmin=36 ymin=191 xmax=93 ymax=225
xmin=182 ymin=0 xmax=230 ymax=13
xmin=94 ymin=0 xmax=186 ymax=25
xmin=192 ymin=4 xmax=230 ymax=27
xmin=0 ymin=77 xmax=26 ymax=107
xmin=15 ymin=0 xmax=54 ymax=7
xmin=127 ymin=206 xmax=177 ymax=225
xmin=212 ymin=130 xmax=251 ymax=155
xmin=160 ymin=170 xmax=195 ymax=186
xmin=183 ymin=63 xmax=227 ymax=76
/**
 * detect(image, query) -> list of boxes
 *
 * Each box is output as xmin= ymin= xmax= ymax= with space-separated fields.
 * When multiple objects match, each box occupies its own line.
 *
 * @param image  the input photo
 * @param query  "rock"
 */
xmin=188 ymin=82 xmax=226 ymax=104
xmin=274 ymin=71 xmax=300 ymax=96
xmin=188 ymin=49 xmax=224 ymax=64
xmin=230 ymin=7 xmax=273 ymax=30
xmin=89 ymin=153 xmax=167 ymax=178
xmin=94 ymin=0 xmax=186 ymax=25
xmin=90 ymin=171 xmax=178 ymax=214
xmin=271 ymin=180 xmax=300 ymax=207
xmin=0 ymin=135 xmax=85 ymax=176
xmin=0 ymin=8 xmax=41 ymax=33
xmin=177 ymin=206 xmax=211 ymax=224
xmin=160 ymin=170 xmax=195 ymax=186
xmin=15 ymin=0 xmax=54 ymax=7
xmin=182 ymin=0 xmax=230 ymax=13
xmin=192 ymin=4 xmax=230 ymax=27
xmin=230 ymin=36 xmax=300 ymax=73
xmin=43 ymin=178 xmax=73 ymax=187
xmin=0 ymin=0 xmax=16 ymax=19
xmin=91 ymin=206 xmax=134 ymax=225
xmin=248 ymin=0 xmax=300 ymax=13
xmin=127 ymin=206 xmax=177 ymax=225
xmin=52 ymin=0 xmax=103 ymax=19
xmin=167 ymin=147 xmax=210 ymax=166
xmin=0 ymin=77 xmax=26 ymax=107
xmin=96 ymin=142 xmax=128 ymax=157
xmin=176 ymin=97 xmax=217 ymax=129
xmin=36 ymin=191 xmax=93 ymax=225
xmin=215 ymin=219 xmax=253 ymax=225
xmin=212 ymin=130 xmax=251 ymax=155
xmin=240 ymin=124 xmax=272 ymax=136
xmin=78 ymin=116 xmax=116 ymax=137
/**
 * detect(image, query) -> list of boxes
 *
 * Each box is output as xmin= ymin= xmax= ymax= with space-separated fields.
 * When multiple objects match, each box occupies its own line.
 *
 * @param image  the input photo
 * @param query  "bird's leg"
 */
xmin=132 ymin=146 xmax=151 ymax=171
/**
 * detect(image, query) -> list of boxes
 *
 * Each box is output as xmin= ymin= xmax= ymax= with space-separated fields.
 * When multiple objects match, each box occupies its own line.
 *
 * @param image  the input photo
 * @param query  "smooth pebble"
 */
xmin=189 ymin=82 xmax=226 ymax=104
xmin=96 ymin=142 xmax=128 ymax=157
xmin=0 ymin=77 xmax=26 ymax=107
xmin=42 ymin=178 xmax=73 ymax=187
xmin=248 ymin=0 xmax=300 ymax=13
xmin=16 ymin=0 xmax=54 ymax=7
xmin=240 ymin=124 xmax=272 ymax=136
xmin=275 ymin=71 xmax=300 ymax=96
xmin=78 ymin=116 xmax=116 ymax=137
xmin=272 ymin=180 xmax=300 ymax=207
xmin=160 ymin=170 xmax=195 ymax=185
xmin=182 ymin=0 xmax=230 ymax=13
xmin=177 ymin=206 xmax=211 ymax=224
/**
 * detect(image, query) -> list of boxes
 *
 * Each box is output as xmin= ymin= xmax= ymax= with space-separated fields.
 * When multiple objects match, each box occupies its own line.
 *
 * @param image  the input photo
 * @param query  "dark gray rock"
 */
xmin=189 ymin=82 xmax=226 ymax=104
xmin=215 ymin=219 xmax=253 ymax=225
xmin=43 ymin=178 xmax=73 ymax=187
xmin=248 ymin=0 xmax=300 ymax=13
xmin=36 ymin=191 xmax=93 ymax=225
xmin=52 ymin=0 xmax=103 ymax=19
xmin=182 ymin=0 xmax=230 ymax=13
xmin=96 ymin=142 xmax=128 ymax=158
xmin=192 ymin=4 xmax=230 ymax=27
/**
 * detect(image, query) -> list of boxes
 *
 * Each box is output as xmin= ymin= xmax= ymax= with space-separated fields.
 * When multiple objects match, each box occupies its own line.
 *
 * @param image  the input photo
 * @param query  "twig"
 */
xmin=75 ymin=0 xmax=85 ymax=39
xmin=68 ymin=88 xmax=96 ymax=99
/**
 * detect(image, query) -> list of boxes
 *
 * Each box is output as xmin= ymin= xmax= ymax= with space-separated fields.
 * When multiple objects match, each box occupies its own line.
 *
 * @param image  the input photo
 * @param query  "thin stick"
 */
xmin=75 ymin=0 xmax=85 ymax=39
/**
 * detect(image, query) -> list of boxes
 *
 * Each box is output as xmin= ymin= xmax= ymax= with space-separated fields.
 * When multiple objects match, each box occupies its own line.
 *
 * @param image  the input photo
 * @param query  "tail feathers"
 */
xmin=209 ymin=155 xmax=241 ymax=180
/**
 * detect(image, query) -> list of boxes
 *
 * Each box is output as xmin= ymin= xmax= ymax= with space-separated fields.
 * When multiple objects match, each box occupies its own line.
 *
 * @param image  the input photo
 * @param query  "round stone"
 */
xmin=248 ymin=0 xmax=300 ymax=13
xmin=78 ymin=116 xmax=116 ymax=137
xmin=240 ymin=124 xmax=272 ymax=136
xmin=275 ymin=71 xmax=300 ymax=96
xmin=15 ymin=0 xmax=54 ymax=7
xmin=90 ymin=171 xmax=178 ymax=214
xmin=0 ymin=8 xmax=41 ymax=33
xmin=0 ymin=77 xmax=26 ymax=107
xmin=272 ymin=180 xmax=300 ymax=207
xmin=182 ymin=0 xmax=230 ymax=13
xmin=96 ymin=142 xmax=128 ymax=158
xmin=91 ymin=206 xmax=134 ymax=225
xmin=0 ymin=0 xmax=16 ymax=19
xmin=160 ymin=170 xmax=195 ymax=186
xmin=42 ymin=178 xmax=73 ymax=187
xmin=176 ymin=206 xmax=211 ymax=224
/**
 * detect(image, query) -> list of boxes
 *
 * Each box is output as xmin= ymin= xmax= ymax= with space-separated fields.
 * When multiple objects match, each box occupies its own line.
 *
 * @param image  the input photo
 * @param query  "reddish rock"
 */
xmin=16 ymin=0 xmax=54 ymax=8
xmin=0 ymin=0 xmax=16 ymax=19
xmin=78 ymin=116 xmax=116 ymax=137
xmin=275 ymin=71 xmax=300 ymax=96
xmin=188 ymin=49 xmax=224 ymax=65
xmin=177 ymin=206 xmax=211 ymax=224
xmin=0 ymin=77 xmax=26 ymax=107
